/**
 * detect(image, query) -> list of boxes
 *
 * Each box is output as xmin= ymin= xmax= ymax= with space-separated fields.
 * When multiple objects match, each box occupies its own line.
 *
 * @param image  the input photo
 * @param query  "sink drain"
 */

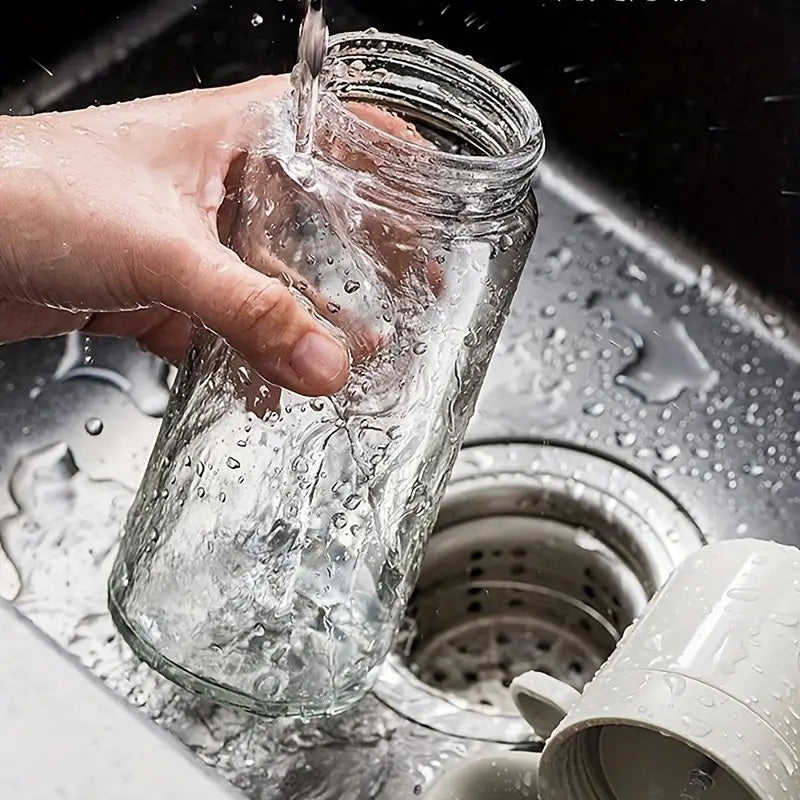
xmin=374 ymin=442 xmax=702 ymax=743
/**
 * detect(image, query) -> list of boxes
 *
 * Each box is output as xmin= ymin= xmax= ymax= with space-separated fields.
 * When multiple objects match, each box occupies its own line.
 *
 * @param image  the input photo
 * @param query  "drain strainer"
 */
xmin=374 ymin=442 xmax=703 ymax=744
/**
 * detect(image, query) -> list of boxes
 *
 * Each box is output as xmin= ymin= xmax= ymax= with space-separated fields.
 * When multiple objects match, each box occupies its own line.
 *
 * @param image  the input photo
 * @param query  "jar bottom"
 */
xmin=107 ymin=586 xmax=376 ymax=719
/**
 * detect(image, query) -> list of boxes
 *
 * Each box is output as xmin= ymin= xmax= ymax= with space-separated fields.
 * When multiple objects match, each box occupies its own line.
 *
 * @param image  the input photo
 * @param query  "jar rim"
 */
xmin=320 ymin=30 xmax=545 ymax=218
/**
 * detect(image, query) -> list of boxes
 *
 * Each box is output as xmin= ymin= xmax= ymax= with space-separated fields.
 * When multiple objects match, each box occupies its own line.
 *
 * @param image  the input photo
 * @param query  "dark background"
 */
xmin=1 ymin=0 xmax=798 ymax=304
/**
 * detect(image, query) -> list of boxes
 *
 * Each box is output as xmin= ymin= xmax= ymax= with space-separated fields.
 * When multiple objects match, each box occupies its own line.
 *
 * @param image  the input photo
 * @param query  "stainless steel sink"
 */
xmin=0 ymin=1 xmax=797 ymax=798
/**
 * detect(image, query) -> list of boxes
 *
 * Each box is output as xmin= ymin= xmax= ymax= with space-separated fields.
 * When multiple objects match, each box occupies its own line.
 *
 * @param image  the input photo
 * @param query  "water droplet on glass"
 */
xmin=498 ymin=233 xmax=513 ymax=251
xmin=412 ymin=341 xmax=428 ymax=355
xmin=344 ymin=280 xmax=360 ymax=294
xmin=293 ymin=457 xmax=309 ymax=474
xmin=344 ymin=494 xmax=361 ymax=510
xmin=226 ymin=457 xmax=241 ymax=470
xmin=332 ymin=512 xmax=347 ymax=529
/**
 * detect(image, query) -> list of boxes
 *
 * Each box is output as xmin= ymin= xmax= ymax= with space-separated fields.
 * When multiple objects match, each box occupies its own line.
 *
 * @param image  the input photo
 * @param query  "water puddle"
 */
xmin=589 ymin=292 xmax=718 ymax=404
xmin=0 ymin=442 xmax=129 ymax=612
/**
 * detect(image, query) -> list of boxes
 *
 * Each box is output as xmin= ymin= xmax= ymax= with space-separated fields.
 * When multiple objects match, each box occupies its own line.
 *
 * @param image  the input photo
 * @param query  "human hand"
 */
xmin=0 ymin=77 xmax=349 ymax=396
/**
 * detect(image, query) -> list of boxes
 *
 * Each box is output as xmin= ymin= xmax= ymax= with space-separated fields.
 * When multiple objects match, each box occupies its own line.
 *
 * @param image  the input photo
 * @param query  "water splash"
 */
xmin=589 ymin=292 xmax=718 ymax=404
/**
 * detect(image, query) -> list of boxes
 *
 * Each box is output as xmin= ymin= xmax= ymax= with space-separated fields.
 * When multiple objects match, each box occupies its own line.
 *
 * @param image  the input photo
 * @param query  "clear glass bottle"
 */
xmin=108 ymin=31 xmax=544 ymax=718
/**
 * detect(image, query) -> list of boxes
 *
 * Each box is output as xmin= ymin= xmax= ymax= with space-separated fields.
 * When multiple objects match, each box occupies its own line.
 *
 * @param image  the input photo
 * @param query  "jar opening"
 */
xmin=315 ymin=31 xmax=545 ymax=219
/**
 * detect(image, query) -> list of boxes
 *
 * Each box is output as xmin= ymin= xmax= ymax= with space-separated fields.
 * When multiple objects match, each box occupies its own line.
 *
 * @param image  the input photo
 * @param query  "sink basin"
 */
xmin=0 ymin=1 xmax=797 ymax=798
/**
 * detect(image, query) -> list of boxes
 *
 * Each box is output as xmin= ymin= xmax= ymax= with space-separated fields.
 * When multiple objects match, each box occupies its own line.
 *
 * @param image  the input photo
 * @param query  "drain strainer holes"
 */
xmin=400 ymin=519 xmax=633 ymax=715
xmin=375 ymin=442 xmax=702 ymax=743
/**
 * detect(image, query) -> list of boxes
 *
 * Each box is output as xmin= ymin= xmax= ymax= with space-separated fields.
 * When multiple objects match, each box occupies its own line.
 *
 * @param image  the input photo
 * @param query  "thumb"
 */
xmin=155 ymin=241 xmax=349 ymax=396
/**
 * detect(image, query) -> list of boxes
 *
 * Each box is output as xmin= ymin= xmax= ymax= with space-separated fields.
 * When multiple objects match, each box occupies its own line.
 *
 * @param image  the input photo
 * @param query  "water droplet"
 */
xmin=589 ymin=292 xmax=718 ymax=403
xmin=657 ymin=444 xmax=681 ymax=462
xmin=743 ymin=462 xmax=765 ymax=476
xmin=293 ymin=457 xmax=309 ymax=474
xmin=310 ymin=398 xmax=325 ymax=411
xmin=344 ymin=494 xmax=361 ymax=510
xmin=618 ymin=262 xmax=647 ymax=283
xmin=643 ymin=633 xmax=663 ymax=652
xmin=664 ymin=674 xmax=686 ymax=696
xmin=615 ymin=431 xmax=637 ymax=448
xmin=226 ymin=457 xmax=241 ymax=470
xmin=771 ymin=613 xmax=798 ymax=628
xmin=540 ymin=246 xmax=573 ymax=276
xmin=326 ymin=302 xmax=341 ymax=314
xmin=332 ymin=513 xmax=347 ymax=529
xmin=699 ymin=696 xmax=715 ymax=708
xmin=548 ymin=326 xmax=567 ymax=344
xmin=84 ymin=418 xmax=103 ymax=436
xmin=412 ymin=341 xmax=428 ymax=355
xmin=251 ymin=12 xmax=263 ymax=26
xmin=652 ymin=464 xmax=675 ymax=480
xmin=727 ymin=588 xmax=760 ymax=602
xmin=668 ymin=281 xmax=686 ymax=297
xmin=344 ymin=280 xmax=360 ymax=294
xmin=498 ymin=234 xmax=513 ymax=251
xmin=583 ymin=402 xmax=605 ymax=417
xmin=681 ymin=714 xmax=713 ymax=737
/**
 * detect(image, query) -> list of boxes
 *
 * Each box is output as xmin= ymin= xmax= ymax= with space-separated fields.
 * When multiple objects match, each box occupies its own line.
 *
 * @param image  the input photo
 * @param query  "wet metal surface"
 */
xmin=0 ymin=1 xmax=799 ymax=797
xmin=1 ymin=154 xmax=798 ymax=798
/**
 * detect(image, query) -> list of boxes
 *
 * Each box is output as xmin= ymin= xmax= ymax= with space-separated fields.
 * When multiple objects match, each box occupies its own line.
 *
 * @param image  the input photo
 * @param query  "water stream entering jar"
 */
xmin=292 ymin=0 xmax=328 ymax=182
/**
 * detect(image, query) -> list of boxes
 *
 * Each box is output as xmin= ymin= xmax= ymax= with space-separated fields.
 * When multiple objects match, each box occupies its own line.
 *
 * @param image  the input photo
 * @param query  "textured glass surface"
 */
xmin=109 ymin=32 xmax=542 ymax=717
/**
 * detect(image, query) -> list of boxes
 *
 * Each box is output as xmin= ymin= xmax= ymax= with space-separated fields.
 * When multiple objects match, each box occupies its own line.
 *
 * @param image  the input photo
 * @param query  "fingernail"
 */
xmin=289 ymin=331 xmax=349 ymax=389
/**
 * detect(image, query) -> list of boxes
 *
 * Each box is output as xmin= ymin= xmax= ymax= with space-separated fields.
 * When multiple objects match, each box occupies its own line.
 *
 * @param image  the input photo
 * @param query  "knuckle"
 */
xmin=235 ymin=279 xmax=297 ymax=338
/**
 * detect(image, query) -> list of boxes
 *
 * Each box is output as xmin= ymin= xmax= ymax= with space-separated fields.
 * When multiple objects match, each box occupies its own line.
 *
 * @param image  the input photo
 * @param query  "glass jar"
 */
xmin=109 ymin=31 xmax=544 ymax=718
